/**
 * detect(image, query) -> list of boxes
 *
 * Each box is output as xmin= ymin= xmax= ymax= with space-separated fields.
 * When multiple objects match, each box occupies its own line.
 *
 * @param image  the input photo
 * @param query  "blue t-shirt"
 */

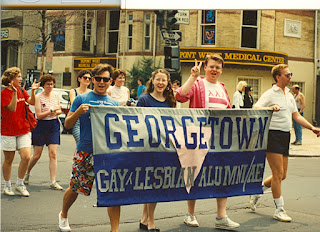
xmin=137 ymin=85 xmax=146 ymax=98
xmin=70 ymin=91 xmax=119 ymax=153
xmin=137 ymin=93 xmax=170 ymax=107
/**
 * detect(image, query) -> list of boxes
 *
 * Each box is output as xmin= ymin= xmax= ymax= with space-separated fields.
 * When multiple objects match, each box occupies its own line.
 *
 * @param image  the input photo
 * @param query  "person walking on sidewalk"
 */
xmin=291 ymin=84 xmax=305 ymax=145
xmin=24 ymin=74 xmax=63 ymax=191
xmin=58 ymin=64 xmax=120 ymax=232
xmin=1 ymin=67 xmax=40 ymax=197
xmin=175 ymin=54 xmax=239 ymax=230
xmin=250 ymin=64 xmax=320 ymax=222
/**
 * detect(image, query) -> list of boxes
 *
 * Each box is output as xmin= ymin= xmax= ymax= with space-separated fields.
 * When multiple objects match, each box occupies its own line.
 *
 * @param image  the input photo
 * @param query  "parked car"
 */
xmin=27 ymin=87 xmax=71 ymax=134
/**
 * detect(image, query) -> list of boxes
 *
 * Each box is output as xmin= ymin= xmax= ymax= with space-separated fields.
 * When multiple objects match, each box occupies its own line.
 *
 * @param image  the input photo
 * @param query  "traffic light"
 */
xmin=154 ymin=10 xmax=165 ymax=26
xmin=164 ymin=45 xmax=180 ymax=70
xmin=166 ymin=10 xmax=178 ymax=29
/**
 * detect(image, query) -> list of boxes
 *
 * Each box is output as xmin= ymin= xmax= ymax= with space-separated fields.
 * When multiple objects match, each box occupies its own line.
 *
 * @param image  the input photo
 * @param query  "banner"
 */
xmin=91 ymin=106 xmax=272 ymax=207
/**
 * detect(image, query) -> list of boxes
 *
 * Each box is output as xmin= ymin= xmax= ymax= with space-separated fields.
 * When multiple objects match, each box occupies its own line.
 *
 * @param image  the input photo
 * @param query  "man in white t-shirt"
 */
xmin=176 ymin=54 xmax=237 ymax=230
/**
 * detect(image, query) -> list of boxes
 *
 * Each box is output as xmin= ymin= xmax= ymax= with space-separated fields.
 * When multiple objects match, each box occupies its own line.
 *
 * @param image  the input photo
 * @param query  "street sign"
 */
xmin=161 ymin=30 xmax=182 ymax=42
xmin=175 ymin=10 xmax=190 ymax=25
xmin=34 ymin=44 xmax=42 ymax=53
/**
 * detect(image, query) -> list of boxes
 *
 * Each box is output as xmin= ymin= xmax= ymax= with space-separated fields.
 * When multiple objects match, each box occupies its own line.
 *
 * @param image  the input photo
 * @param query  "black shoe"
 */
xmin=291 ymin=141 xmax=297 ymax=145
xmin=140 ymin=222 xmax=148 ymax=231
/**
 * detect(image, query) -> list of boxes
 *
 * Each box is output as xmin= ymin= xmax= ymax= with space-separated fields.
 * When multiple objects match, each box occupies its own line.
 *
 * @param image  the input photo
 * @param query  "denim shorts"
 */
xmin=267 ymin=130 xmax=290 ymax=156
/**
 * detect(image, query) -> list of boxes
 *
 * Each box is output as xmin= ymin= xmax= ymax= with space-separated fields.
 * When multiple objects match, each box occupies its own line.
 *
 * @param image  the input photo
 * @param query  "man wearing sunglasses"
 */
xmin=250 ymin=64 xmax=320 ymax=223
xmin=58 ymin=64 xmax=120 ymax=232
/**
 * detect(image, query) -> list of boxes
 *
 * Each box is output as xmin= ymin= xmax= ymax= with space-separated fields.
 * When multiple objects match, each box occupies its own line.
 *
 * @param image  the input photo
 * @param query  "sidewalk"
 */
xmin=289 ymin=128 xmax=320 ymax=157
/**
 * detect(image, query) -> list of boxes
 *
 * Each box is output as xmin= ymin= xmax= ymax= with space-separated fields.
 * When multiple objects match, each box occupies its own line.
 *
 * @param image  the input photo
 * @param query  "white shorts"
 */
xmin=1 ymin=133 xmax=32 ymax=151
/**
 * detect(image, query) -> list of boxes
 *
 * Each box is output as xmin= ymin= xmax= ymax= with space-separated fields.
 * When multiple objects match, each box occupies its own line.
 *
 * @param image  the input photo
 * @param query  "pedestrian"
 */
xmin=137 ymin=69 xmax=176 ymax=232
xmin=291 ymin=84 xmax=305 ymax=145
xmin=107 ymin=69 xmax=130 ymax=106
xmin=175 ymin=55 xmax=239 ymax=230
xmin=232 ymin=80 xmax=247 ymax=109
xmin=59 ymin=64 xmax=120 ymax=232
xmin=137 ymin=77 xmax=146 ymax=99
xmin=250 ymin=64 xmax=320 ymax=222
xmin=24 ymin=74 xmax=63 ymax=190
xmin=1 ymin=67 xmax=40 ymax=197
xmin=172 ymin=80 xmax=181 ymax=108
xmin=68 ymin=69 xmax=92 ymax=145
xmin=243 ymin=86 xmax=254 ymax=108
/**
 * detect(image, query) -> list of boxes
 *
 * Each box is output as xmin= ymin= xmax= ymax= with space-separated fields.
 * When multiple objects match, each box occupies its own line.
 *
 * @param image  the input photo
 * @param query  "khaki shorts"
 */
xmin=1 ymin=132 xmax=32 ymax=151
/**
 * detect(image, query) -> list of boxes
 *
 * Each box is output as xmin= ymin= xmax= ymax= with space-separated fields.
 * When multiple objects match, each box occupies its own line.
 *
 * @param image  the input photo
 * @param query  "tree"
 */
xmin=127 ymin=57 xmax=161 ymax=98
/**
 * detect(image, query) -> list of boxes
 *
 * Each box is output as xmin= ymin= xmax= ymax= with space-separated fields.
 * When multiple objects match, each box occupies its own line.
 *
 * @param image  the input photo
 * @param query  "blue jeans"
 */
xmin=292 ymin=110 xmax=303 ymax=142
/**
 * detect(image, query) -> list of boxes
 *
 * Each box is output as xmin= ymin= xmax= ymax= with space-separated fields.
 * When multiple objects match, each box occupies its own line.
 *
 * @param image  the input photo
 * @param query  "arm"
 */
xmin=233 ymin=92 xmax=240 ymax=109
xmin=299 ymin=93 xmax=305 ymax=113
xmin=127 ymin=88 xmax=130 ymax=101
xmin=53 ymin=95 xmax=62 ymax=116
xmin=69 ymin=89 xmax=76 ymax=105
xmin=180 ymin=59 xmax=202 ymax=95
xmin=26 ymin=79 xmax=40 ymax=105
xmin=292 ymin=111 xmax=320 ymax=137
xmin=64 ymin=103 xmax=90 ymax=129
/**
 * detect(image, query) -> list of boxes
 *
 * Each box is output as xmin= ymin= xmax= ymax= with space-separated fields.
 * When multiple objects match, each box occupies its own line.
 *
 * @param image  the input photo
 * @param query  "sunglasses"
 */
xmin=94 ymin=77 xmax=111 ymax=82
xmin=82 ymin=76 xmax=92 ymax=80
xmin=284 ymin=73 xmax=293 ymax=78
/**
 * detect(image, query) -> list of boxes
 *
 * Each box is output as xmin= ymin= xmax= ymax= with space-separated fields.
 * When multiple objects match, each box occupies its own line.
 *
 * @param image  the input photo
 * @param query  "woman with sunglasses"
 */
xmin=107 ymin=69 xmax=130 ymax=106
xmin=69 ymin=70 xmax=92 ymax=145
xmin=137 ymin=69 xmax=176 ymax=232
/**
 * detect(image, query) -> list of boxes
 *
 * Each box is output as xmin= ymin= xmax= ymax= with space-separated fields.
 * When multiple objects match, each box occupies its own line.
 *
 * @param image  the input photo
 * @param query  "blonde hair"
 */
xmin=271 ymin=64 xmax=288 ymax=82
xmin=236 ymin=81 xmax=247 ymax=91
xmin=1 ymin=67 xmax=21 ymax=86
xmin=204 ymin=54 xmax=224 ymax=67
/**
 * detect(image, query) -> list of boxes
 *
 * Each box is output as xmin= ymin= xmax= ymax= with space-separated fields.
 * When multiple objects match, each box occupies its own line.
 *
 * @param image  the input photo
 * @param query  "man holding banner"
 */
xmin=250 ymin=64 xmax=320 ymax=222
xmin=175 ymin=54 xmax=239 ymax=230
xmin=58 ymin=64 xmax=120 ymax=232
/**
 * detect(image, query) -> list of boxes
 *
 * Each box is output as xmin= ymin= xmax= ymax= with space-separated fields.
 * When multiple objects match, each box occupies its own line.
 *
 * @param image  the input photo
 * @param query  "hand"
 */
xmin=9 ymin=81 xmax=17 ymax=92
xmin=31 ymin=79 xmax=40 ymax=90
xmin=191 ymin=59 xmax=202 ymax=78
xmin=52 ymin=105 xmax=62 ymax=112
xmin=78 ymin=104 xmax=91 ymax=115
xmin=311 ymin=127 xmax=320 ymax=137
xmin=270 ymin=104 xmax=280 ymax=112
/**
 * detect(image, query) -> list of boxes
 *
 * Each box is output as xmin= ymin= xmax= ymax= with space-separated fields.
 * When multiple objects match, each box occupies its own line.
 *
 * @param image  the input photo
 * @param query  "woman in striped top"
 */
xmin=24 ymin=74 xmax=64 ymax=190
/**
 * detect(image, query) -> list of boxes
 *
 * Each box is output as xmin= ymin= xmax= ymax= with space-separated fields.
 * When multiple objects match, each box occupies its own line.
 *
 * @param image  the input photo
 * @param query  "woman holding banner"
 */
xmin=175 ymin=54 xmax=240 ymax=230
xmin=137 ymin=69 xmax=176 ymax=232
xmin=250 ymin=64 xmax=320 ymax=222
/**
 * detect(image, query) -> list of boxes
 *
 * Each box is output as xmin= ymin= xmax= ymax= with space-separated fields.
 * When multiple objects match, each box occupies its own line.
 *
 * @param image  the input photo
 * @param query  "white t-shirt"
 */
xmin=108 ymin=85 xmax=129 ymax=106
xmin=203 ymin=79 xmax=229 ymax=109
xmin=233 ymin=90 xmax=244 ymax=109
xmin=255 ymin=85 xmax=298 ymax=132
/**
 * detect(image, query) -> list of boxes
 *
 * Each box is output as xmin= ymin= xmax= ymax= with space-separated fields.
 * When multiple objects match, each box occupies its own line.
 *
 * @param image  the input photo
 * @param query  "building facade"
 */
xmin=1 ymin=9 xmax=319 ymax=124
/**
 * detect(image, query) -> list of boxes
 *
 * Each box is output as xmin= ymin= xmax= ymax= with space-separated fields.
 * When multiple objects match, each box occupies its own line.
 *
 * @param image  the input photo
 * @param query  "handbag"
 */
xmin=19 ymin=87 xmax=38 ymax=131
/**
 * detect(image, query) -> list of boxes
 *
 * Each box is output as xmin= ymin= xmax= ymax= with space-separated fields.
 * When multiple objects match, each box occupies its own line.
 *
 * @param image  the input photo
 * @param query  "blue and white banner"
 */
xmin=91 ymin=106 xmax=272 ymax=207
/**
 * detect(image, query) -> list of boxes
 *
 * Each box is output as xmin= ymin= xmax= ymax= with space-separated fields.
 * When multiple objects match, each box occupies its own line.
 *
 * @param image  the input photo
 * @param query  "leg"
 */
xmin=216 ymin=198 xmax=227 ymax=218
xmin=266 ymin=152 xmax=286 ymax=198
xmin=184 ymin=200 xmax=199 ymax=227
xmin=108 ymin=206 xmax=121 ymax=232
xmin=292 ymin=119 xmax=299 ymax=143
xmin=48 ymin=144 xmax=58 ymax=182
xmin=187 ymin=200 xmax=196 ymax=214
xmin=140 ymin=204 xmax=149 ymax=226
xmin=27 ymin=145 xmax=44 ymax=174
xmin=2 ymin=151 xmax=15 ymax=181
xmin=17 ymin=147 xmax=31 ymax=179
xmin=147 ymin=203 xmax=157 ymax=229
xmin=61 ymin=187 xmax=78 ymax=218
xmin=215 ymin=197 xmax=240 ymax=229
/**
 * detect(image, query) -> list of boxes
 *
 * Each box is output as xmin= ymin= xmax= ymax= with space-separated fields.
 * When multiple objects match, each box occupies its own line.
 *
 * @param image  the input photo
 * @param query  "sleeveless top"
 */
xmin=39 ymin=92 xmax=59 ymax=120
xmin=294 ymin=93 xmax=302 ymax=109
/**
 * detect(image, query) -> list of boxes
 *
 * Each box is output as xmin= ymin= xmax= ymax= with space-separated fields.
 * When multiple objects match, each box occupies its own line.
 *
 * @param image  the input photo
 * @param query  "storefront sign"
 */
xmin=180 ymin=47 xmax=288 ymax=68
xmin=74 ymin=57 xmax=117 ymax=70
xmin=1 ymin=28 xmax=20 ymax=41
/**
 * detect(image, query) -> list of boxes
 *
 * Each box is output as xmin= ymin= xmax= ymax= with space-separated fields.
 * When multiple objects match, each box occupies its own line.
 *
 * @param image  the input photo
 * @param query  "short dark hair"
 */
xmin=91 ymin=64 xmax=114 ymax=77
xmin=138 ymin=77 xmax=144 ymax=85
xmin=112 ymin=69 xmax=126 ymax=80
xmin=39 ymin=74 xmax=56 ymax=87
xmin=173 ymin=80 xmax=181 ymax=86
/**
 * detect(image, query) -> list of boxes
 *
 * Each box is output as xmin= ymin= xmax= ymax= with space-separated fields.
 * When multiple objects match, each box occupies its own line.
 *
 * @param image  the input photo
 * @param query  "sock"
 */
xmin=274 ymin=196 xmax=284 ymax=209
xmin=5 ymin=180 xmax=11 ymax=187
xmin=262 ymin=184 xmax=269 ymax=192
xmin=16 ymin=178 xmax=24 ymax=186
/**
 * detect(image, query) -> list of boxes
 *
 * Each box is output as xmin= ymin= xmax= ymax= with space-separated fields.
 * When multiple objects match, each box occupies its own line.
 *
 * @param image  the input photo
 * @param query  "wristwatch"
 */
xmin=50 ymin=109 xmax=53 ymax=113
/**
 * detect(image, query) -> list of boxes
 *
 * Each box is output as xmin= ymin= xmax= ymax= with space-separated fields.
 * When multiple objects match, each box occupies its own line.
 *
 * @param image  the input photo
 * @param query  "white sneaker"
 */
xmin=215 ymin=216 xmax=240 ymax=230
xmin=3 ymin=186 xmax=15 ymax=196
xmin=15 ymin=184 xmax=30 ymax=197
xmin=184 ymin=213 xmax=199 ymax=227
xmin=50 ymin=181 xmax=63 ymax=190
xmin=24 ymin=173 xmax=30 ymax=185
xmin=249 ymin=194 xmax=261 ymax=211
xmin=59 ymin=211 xmax=71 ymax=231
xmin=273 ymin=208 xmax=292 ymax=222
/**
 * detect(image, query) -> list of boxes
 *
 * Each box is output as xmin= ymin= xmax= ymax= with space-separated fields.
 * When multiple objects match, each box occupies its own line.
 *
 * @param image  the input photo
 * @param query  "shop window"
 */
xmin=107 ymin=11 xmax=120 ymax=53
xmin=241 ymin=10 xmax=258 ymax=49
xmin=128 ymin=13 xmax=133 ymax=51
xmin=144 ymin=13 xmax=151 ymax=51
xmin=238 ymin=77 xmax=260 ymax=103
xmin=200 ymin=10 xmax=216 ymax=45
xmin=82 ymin=18 xmax=91 ymax=51
xmin=51 ymin=20 xmax=66 ymax=52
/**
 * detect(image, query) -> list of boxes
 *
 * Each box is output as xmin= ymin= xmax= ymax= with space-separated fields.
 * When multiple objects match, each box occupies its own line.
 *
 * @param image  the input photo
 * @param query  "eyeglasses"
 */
xmin=94 ymin=77 xmax=111 ymax=82
xmin=284 ymin=73 xmax=293 ymax=78
xmin=82 ymin=76 xmax=92 ymax=80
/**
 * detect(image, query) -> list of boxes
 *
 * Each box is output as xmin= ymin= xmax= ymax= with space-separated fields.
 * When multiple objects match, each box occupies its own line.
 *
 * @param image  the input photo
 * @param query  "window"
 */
xmin=127 ymin=13 xmax=133 ymax=51
xmin=238 ymin=77 xmax=260 ymax=103
xmin=51 ymin=20 xmax=66 ymax=51
xmin=200 ymin=10 xmax=216 ymax=45
xmin=144 ymin=13 xmax=151 ymax=51
xmin=107 ymin=11 xmax=120 ymax=53
xmin=241 ymin=10 xmax=258 ymax=49
xmin=82 ymin=18 xmax=91 ymax=51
